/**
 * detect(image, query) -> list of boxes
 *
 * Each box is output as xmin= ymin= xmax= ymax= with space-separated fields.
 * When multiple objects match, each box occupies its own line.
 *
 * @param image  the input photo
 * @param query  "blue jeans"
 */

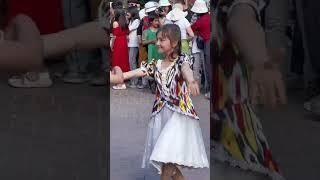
xmin=62 ymin=0 xmax=93 ymax=73
xmin=129 ymin=47 xmax=139 ymax=85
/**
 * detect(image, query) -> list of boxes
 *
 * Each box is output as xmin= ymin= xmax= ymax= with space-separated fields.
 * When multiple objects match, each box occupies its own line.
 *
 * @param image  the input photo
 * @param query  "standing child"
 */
xmin=123 ymin=24 xmax=209 ymax=180
xmin=166 ymin=3 xmax=194 ymax=54
xmin=142 ymin=13 xmax=164 ymax=91
xmin=142 ymin=13 xmax=164 ymax=64
xmin=127 ymin=6 xmax=141 ymax=88
xmin=111 ymin=5 xmax=130 ymax=90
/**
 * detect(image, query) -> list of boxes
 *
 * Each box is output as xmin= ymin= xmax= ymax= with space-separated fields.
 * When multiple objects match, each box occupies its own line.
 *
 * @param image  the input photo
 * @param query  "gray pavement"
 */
xmin=0 ymin=76 xmax=318 ymax=180
xmin=0 ymin=80 xmax=107 ymax=180
xmin=111 ymin=87 xmax=320 ymax=180
xmin=110 ymin=88 xmax=210 ymax=180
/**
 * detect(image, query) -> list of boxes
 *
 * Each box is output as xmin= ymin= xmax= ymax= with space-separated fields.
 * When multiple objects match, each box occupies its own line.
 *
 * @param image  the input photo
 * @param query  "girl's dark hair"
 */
xmin=148 ymin=12 xmax=159 ymax=23
xmin=114 ymin=8 xmax=128 ymax=30
xmin=111 ymin=1 xmax=123 ymax=9
xmin=127 ymin=6 xmax=139 ymax=22
xmin=157 ymin=24 xmax=181 ymax=59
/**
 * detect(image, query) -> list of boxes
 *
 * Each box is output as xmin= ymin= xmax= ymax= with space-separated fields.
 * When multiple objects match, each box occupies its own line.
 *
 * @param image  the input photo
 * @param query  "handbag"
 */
xmin=196 ymin=36 xmax=205 ymax=50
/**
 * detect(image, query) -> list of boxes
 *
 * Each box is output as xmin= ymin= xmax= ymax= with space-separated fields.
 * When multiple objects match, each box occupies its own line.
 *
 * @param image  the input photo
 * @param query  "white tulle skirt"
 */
xmin=141 ymin=106 xmax=209 ymax=174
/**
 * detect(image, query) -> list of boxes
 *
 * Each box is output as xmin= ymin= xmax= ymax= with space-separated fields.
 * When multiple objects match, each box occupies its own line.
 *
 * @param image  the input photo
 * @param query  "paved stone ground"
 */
xmin=111 ymin=87 xmax=320 ymax=180
xmin=110 ymin=87 xmax=210 ymax=180
xmin=0 ymin=79 xmax=107 ymax=180
xmin=0 ymin=75 xmax=319 ymax=180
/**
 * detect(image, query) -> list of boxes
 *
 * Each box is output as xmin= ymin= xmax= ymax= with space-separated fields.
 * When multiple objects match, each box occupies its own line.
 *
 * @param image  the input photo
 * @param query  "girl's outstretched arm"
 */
xmin=181 ymin=63 xmax=200 ymax=96
xmin=123 ymin=68 xmax=146 ymax=81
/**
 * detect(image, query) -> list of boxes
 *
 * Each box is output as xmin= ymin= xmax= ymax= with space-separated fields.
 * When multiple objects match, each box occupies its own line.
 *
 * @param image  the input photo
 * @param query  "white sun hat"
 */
xmin=166 ymin=4 xmax=188 ymax=21
xmin=191 ymin=0 xmax=209 ymax=14
xmin=139 ymin=8 xmax=147 ymax=19
xmin=159 ymin=0 xmax=171 ymax=7
xmin=145 ymin=1 xmax=159 ymax=13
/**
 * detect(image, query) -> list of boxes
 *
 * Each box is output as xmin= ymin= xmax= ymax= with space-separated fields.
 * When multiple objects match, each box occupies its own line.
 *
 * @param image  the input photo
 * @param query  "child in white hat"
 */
xmin=157 ymin=0 xmax=172 ymax=26
xmin=166 ymin=3 xmax=194 ymax=54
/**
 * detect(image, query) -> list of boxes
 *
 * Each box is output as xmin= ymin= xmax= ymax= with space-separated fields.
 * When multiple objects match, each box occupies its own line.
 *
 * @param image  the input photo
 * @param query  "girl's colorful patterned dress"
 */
xmin=211 ymin=1 xmax=284 ymax=179
xmin=141 ymin=54 xmax=209 ymax=173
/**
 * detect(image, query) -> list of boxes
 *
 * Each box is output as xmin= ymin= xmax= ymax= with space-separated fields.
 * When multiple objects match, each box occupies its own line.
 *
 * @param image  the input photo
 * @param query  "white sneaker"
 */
xmin=112 ymin=84 xmax=126 ymax=90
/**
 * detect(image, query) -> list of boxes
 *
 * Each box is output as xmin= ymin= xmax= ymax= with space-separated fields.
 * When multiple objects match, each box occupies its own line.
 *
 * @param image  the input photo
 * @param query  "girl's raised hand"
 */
xmin=188 ymin=80 xmax=200 ymax=96
xmin=249 ymin=63 xmax=287 ymax=108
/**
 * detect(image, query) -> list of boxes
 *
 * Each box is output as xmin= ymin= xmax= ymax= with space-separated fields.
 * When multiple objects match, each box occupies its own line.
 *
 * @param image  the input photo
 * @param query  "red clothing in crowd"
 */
xmin=191 ymin=13 xmax=210 ymax=43
xmin=6 ymin=0 xmax=64 ymax=34
xmin=111 ymin=26 xmax=130 ymax=72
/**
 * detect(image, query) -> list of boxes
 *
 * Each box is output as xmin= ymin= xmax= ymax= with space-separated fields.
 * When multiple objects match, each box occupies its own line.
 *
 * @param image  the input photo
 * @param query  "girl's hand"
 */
xmin=112 ymin=66 xmax=124 ymax=84
xmin=249 ymin=63 xmax=287 ymax=108
xmin=188 ymin=80 xmax=200 ymax=96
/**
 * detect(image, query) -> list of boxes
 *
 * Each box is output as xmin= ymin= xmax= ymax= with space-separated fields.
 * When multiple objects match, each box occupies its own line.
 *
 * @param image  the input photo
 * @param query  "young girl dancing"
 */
xmin=123 ymin=24 xmax=209 ymax=180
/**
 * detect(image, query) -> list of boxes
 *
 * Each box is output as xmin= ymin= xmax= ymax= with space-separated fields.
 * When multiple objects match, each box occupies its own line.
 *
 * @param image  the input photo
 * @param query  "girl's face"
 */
xmin=156 ymin=32 xmax=178 ymax=55
xmin=126 ymin=12 xmax=132 ymax=19
xmin=164 ymin=6 xmax=170 ymax=14
xmin=110 ymin=8 xmax=115 ymax=16
xmin=151 ymin=18 xmax=160 ymax=28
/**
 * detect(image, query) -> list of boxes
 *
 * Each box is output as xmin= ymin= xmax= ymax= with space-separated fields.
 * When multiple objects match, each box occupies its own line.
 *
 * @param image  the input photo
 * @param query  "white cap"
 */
xmin=159 ymin=0 xmax=171 ymax=7
xmin=191 ymin=0 xmax=208 ymax=14
xmin=145 ymin=1 xmax=159 ymax=13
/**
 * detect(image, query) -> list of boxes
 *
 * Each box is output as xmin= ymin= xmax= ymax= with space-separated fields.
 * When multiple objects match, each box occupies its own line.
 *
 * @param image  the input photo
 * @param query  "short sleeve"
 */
xmin=140 ymin=59 xmax=157 ymax=77
xmin=184 ymin=18 xmax=191 ymax=28
xmin=177 ymin=54 xmax=194 ymax=69
xmin=129 ymin=19 xmax=140 ymax=31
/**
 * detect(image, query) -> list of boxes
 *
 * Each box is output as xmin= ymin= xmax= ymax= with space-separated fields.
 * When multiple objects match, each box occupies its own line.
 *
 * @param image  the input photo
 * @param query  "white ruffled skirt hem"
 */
xmin=141 ymin=106 xmax=209 ymax=174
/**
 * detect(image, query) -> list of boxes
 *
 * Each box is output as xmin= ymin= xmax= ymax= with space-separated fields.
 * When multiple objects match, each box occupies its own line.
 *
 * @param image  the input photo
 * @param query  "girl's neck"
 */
xmin=163 ymin=54 xmax=178 ymax=62
xmin=150 ymin=26 xmax=158 ymax=31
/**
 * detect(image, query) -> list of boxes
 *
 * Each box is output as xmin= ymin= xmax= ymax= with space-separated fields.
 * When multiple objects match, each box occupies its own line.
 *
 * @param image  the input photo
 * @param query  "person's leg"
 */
xmin=264 ymin=0 xmax=289 ymax=76
xmin=172 ymin=166 xmax=184 ymax=180
xmin=62 ymin=0 xmax=92 ymax=83
xmin=204 ymin=41 xmax=211 ymax=97
xmin=4 ymin=14 xmax=52 ymax=87
xmin=192 ymin=52 xmax=202 ymax=85
xmin=100 ymin=47 xmax=110 ymax=72
xmin=160 ymin=163 xmax=176 ymax=180
xmin=89 ymin=47 xmax=110 ymax=86
xmin=128 ymin=47 xmax=138 ymax=86
xmin=198 ymin=50 xmax=207 ymax=90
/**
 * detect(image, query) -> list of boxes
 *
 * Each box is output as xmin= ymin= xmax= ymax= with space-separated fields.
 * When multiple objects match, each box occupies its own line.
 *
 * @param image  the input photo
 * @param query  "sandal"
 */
xmin=8 ymin=71 xmax=53 ymax=88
